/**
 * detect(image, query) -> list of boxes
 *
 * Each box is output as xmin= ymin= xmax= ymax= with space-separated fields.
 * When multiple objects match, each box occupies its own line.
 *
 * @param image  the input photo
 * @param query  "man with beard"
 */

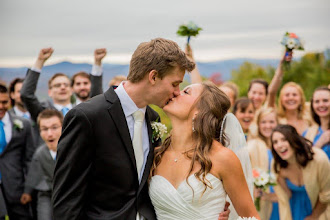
xmin=20 ymin=48 xmax=105 ymax=121
xmin=71 ymin=48 xmax=107 ymax=104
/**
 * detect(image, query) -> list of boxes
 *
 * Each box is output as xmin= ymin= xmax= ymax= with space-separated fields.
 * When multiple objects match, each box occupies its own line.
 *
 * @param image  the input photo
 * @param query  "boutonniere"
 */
xmin=151 ymin=121 xmax=167 ymax=143
xmin=13 ymin=119 xmax=24 ymax=130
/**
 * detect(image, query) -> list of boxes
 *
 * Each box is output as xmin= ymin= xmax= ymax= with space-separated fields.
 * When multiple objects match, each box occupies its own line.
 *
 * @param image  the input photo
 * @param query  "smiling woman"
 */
xmin=277 ymin=82 xmax=314 ymax=135
xmin=271 ymin=124 xmax=330 ymax=220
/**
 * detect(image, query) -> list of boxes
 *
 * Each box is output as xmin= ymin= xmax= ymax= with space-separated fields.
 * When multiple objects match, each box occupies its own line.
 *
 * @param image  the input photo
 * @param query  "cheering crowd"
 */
xmin=0 ymin=41 xmax=329 ymax=220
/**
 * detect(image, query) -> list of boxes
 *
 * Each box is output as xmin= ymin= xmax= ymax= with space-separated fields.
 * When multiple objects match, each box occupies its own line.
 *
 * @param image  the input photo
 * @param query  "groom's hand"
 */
xmin=218 ymin=201 xmax=230 ymax=220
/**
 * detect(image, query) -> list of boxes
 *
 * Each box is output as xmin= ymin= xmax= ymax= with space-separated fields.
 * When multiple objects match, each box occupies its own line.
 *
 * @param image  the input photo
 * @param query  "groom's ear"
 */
xmin=148 ymin=70 xmax=158 ymax=85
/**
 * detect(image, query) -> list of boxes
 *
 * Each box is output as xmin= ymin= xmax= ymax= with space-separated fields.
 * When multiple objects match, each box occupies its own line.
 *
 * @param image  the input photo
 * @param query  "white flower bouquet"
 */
xmin=177 ymin=21 xmax=202 ymax=44
xmin=252 ymin=168 xmax=276 ymax=211
xmin=280 ymin=32 xmax=304 ymax=69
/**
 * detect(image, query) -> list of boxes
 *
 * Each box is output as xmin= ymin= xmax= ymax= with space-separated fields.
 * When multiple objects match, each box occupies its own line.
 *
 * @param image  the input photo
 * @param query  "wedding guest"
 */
xmin=109 ymin=75 xmax=127 ymax=88
xmin=21 ymin=109 xmax=63 ymax=220
xmin=247 ymin=108 xmax=279 ymax=220
xmin=271 ymin=124 xmax=330 ymax=220
xmin=233 ymin=98 xmax=255 ymax=139
xmin=219 ymin=82 xmax=239 ymax=111
xmin=247 ymin=79 xmax=268 ymax=111
xmin=0 ymin=84 xmax=35 ymax=220
xmin=72 ymin=48 xmax=106 ymax=104
xmin=9 ymin=78 xmax=43 ymax=147
xmin=20 ymin=48 xmax=73 ymax=120
xmin=303 ymin=86 xmax=330 ymax=159
xmin=277 ymin=82 xmax=313 ymax=135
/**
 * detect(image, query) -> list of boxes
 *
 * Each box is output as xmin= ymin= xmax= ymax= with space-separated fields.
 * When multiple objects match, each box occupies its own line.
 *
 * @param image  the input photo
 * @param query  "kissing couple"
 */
xmin=52 ymin=38 xmax=260 ymax=220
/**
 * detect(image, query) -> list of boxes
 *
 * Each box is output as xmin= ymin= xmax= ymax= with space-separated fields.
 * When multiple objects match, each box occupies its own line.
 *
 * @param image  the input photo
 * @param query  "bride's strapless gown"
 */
xmin=149 ymin=173 xmax=227 ymax=220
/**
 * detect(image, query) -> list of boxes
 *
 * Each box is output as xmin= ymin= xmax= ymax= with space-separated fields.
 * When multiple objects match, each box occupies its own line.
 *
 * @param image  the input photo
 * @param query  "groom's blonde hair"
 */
xmin=128 ymin=38 xmax=195 ymax=83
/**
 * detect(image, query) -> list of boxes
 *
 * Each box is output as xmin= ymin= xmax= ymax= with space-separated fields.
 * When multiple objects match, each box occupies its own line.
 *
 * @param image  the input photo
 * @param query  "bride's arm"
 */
xmin=214 ymin=146 xmax=260 ymax=219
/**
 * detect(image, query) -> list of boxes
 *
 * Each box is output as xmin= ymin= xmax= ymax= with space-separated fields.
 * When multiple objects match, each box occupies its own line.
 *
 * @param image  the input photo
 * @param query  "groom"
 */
xmin=52 ymin=38 xmax=195 ymax=219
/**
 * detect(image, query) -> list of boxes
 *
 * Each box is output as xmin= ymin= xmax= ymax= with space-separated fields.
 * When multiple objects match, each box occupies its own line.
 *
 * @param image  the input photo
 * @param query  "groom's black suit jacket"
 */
xmin=52 ymin=87 xmax=159 ymax=220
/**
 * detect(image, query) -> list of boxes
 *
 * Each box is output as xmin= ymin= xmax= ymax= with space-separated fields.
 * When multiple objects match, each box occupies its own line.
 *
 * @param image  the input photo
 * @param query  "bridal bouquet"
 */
xmin=177 ymin=21 xmax=202 ymax=44
xmin=252 ymin=168 xmax=276 ymax=211
xmin=280 ymin=32 xmax=304 ymax=68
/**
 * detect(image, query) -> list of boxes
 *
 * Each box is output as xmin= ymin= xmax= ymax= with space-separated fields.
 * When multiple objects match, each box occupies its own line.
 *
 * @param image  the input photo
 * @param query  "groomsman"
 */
xmin=9 ymin=78 xmax=43 ymax=146
xmin=0 ymin=84 xmax=35 ymax=220
xmin=20 ymin=47 xmax=105 ymax=122
xmin=21 ymin=109 xmax=63 ymax=220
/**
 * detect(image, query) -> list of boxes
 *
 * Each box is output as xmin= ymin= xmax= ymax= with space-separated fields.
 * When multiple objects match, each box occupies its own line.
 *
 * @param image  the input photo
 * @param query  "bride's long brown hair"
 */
xmin=150 ymin=82 xmax=231 ymax=193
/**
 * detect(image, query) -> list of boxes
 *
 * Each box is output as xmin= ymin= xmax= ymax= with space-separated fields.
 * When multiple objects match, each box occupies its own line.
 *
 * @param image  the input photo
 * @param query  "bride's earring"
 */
xmin=192 ymin=117 xmax=196 ymax=132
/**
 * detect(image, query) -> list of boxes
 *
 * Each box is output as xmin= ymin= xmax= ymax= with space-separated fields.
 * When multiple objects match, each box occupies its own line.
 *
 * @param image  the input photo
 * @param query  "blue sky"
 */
xmin=0 ymin=0 xmax=329 ymax=67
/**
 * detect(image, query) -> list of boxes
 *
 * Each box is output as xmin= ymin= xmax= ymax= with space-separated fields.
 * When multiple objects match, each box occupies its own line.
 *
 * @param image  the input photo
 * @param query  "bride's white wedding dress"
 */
xmin=149 ymin=173 xmax=227 ymax=220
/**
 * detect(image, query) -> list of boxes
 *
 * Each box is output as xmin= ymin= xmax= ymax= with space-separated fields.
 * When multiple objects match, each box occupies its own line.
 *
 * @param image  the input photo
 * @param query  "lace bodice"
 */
xmin=149 ymin=173 xmax=227 ymax=220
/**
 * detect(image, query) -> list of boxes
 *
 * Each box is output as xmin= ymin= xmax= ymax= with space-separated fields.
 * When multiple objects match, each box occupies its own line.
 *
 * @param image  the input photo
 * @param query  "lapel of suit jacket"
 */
xmin=138 ymin=106 xmax=155 ymax=193
xmin=104 ymin=88 xmax=138 ymax=172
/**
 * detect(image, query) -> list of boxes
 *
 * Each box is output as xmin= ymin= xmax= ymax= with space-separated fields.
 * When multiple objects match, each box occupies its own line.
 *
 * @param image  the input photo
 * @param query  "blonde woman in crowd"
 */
xmin=271 ymin=125 xmax=330 ymax=220
xmin=247 ymin=108 xmax=279 ymax=220
xmin=277 ymin=82 xmax=313 ymax=135
xmin=219 ymin=82 xmax=239 ymax=111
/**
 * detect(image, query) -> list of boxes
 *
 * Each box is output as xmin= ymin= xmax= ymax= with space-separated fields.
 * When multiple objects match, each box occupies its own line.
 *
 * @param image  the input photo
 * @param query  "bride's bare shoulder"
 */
xmin=210 ymin=140 xmax=242 ymax=174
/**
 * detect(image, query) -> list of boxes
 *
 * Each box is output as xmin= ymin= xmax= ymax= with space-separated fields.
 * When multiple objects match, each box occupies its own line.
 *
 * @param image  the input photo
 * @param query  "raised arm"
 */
xmin=90 ymin=48 xmax=107 ymax=97
xmin=185 ymin=44 xmax=203 ymax=84
xmin=20 ymin=48 xmax=54 ymax=121
xmin=52 ymin=108 xmax=94 ymax=220
xmin=267 ymin=51 xmax=292 ymax=108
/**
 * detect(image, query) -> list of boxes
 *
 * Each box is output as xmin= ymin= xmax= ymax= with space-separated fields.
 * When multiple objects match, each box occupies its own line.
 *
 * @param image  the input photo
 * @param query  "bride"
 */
xmin=149 ymin=82 xmax=260 ymax=220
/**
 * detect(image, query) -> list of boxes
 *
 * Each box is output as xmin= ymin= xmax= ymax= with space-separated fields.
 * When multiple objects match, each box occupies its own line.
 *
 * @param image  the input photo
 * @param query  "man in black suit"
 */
xmin=52 ymin=38 xmax=195 ymax=220
xmin=0 ymin=84 xmax=35 ymax=220
xmin=20 ymin=48 xmax=104 ymax=122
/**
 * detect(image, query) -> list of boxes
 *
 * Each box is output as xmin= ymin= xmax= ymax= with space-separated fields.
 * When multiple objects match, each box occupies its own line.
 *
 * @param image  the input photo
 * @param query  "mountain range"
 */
xmin=0 ymin=58 xmax=280 ymax=100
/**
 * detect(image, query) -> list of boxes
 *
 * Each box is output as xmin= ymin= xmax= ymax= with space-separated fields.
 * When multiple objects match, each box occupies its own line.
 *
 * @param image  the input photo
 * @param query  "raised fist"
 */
xmin=38 ymin=47 xmax=54 ymax=61
xmin=94 ymin=48 xmax=107 ymax=65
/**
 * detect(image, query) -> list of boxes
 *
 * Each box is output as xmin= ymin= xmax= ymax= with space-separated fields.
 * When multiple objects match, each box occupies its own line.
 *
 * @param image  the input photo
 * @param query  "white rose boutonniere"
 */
xmin=13 ymin=119 xmax=24 ymax=130
xmin=151 ymin=121 xmax=167 ymax=143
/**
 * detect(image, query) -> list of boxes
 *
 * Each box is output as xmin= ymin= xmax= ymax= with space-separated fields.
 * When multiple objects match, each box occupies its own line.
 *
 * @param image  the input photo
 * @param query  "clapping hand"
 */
xmin=94 ymin=48 xmax=107 ymax=66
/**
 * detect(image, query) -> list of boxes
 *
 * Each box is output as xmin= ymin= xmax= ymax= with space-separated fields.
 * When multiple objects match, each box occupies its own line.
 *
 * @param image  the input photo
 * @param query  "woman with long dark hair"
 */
xmin=271 ymin=124 xmax=330 ymax=220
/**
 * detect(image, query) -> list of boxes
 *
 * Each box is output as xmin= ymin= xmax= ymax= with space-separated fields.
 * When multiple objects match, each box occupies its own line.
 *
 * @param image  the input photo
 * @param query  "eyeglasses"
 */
xmin=40 ymin=125 xmax=62 ymax=133
xmin=51 ymin=83 xmax=70 ymax=88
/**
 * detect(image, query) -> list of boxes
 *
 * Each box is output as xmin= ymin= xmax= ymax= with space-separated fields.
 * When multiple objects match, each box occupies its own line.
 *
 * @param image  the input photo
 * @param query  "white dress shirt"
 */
xmin=13 ymin=106 xmax=31 ymax=119
xmin=1 ymin=112 xmax=12 ymax=144
xmin=53 ymin=103 xmax=73 ymax=112
xmin=114 ymin=82 xmax=149 ymax=182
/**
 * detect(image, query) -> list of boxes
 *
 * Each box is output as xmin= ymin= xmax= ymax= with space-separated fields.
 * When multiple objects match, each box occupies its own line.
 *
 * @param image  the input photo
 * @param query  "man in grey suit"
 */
xmin=0 ymin=84 xmax=35 ymax=220
xmin=20 ymin=47 xmax=104 ymax=122
xmin=21 ymin=109 xmax=63 ymax=220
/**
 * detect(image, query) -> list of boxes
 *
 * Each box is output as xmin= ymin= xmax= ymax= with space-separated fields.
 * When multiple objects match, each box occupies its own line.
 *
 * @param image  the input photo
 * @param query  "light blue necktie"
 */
xmin=61 ymin=107 xmax=69 ymax=116
xmin=0 ymin=121 xmax=7 ymax=180
xmin=22 ymin=113 xmax=30 ymax=119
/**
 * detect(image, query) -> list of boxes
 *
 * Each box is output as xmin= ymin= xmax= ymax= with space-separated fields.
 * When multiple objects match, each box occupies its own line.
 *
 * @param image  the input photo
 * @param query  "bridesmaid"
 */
xmin=277 ymin=82 xmax=313 ymax=135
xmin=247 ymin=108 xmax=279 ymax=220
xmin=233 ymin=98 xmax=255 ymax=140
xmin=271 ymin=124 xmax=330 ymax=220
xmin=303 ymin=86 xmax=330 ymax=159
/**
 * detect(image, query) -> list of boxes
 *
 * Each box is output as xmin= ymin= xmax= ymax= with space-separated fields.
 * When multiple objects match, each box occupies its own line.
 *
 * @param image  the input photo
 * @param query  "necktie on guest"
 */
xmin=61 ymin=107 xmax=69 ymax=116
xmin=0 ymin=121 xmax=7 ymax=180
xmin=132 ymin=110 xmax=145 ymax=181
xmin=22 ymin=113 xmax=30 ymax=119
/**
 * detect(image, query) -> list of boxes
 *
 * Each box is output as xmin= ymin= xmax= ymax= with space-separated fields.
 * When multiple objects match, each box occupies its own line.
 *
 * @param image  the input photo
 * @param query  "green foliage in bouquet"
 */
xmin=177 ymin=21 xmax=202 ymax=44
